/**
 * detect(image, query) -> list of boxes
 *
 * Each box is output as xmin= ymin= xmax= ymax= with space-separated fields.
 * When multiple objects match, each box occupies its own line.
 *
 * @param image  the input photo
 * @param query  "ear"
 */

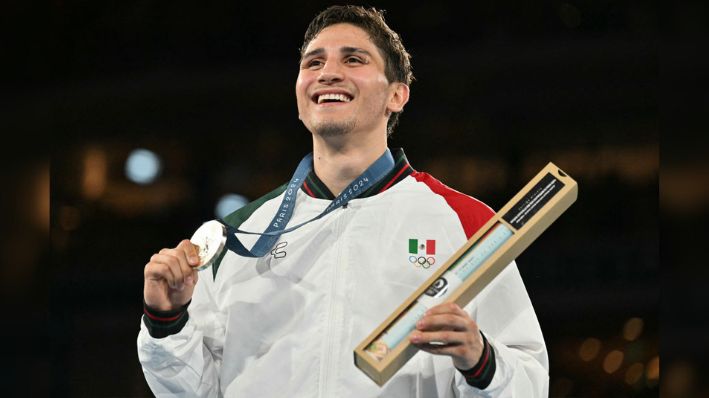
xmin=386 ymin=83 xmax=410 ymax=114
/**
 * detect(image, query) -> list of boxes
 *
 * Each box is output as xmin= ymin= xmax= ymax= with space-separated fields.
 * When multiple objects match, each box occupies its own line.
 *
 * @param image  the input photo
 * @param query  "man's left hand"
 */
xmin=409 ymin=302 xmax=484 ymax=370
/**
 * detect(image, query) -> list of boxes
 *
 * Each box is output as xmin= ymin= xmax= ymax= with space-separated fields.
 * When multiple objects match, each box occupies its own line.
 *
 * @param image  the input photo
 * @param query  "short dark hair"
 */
xmin=301 ymin=5 xmax=414 ymax=136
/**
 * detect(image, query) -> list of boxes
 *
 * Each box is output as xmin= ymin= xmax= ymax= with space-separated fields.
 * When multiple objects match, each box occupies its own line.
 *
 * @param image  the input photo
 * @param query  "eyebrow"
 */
xmin=301 ymin=46 xmax=373 ymax=62
xmin=341 ymin=47 xmax=372 ymax=57
xmin=301 ymin=48 xmax=325 ymax=61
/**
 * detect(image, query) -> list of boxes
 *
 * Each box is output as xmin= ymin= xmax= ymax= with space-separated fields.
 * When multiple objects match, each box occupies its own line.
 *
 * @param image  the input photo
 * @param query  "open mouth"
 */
xmin=312 ymin=92 xmax=354 ymax=104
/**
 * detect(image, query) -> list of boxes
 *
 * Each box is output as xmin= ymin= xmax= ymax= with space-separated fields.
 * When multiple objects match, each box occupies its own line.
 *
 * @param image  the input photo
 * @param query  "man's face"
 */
xmin=296 ymin=23 xmax=394 ymax=138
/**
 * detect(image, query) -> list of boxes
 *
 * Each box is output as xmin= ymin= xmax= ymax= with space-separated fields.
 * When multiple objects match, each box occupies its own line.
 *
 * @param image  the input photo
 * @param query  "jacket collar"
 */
xmin=301 ymin=148 xmax=414 ymax=200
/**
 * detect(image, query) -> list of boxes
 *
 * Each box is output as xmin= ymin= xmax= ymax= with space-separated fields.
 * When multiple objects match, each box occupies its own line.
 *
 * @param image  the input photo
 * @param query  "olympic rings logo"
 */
xmin=409 ymin=255 xmax=435 ymax=268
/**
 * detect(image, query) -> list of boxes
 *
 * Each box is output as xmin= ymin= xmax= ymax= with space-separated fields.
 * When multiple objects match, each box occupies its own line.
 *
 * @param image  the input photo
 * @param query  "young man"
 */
xmin=138 ymin=6 xmax=548 ymax=397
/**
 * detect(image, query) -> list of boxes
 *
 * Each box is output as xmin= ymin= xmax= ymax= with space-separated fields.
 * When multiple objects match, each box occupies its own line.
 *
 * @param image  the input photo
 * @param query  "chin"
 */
xmin=313 ymin=120 xmax=356 ymax=137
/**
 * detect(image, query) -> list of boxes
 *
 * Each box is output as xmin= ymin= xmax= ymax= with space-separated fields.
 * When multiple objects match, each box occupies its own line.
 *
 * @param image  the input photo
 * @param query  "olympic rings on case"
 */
xmin=409 ymin=255 xmax=435 ymax=268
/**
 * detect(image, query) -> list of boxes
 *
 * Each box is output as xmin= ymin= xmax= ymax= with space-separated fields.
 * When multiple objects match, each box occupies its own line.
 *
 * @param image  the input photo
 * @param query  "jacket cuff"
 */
xmin=456 ymin=331 xmax=496 ymax=389
xmin=142 ymin=301 xmax=191 ymax=338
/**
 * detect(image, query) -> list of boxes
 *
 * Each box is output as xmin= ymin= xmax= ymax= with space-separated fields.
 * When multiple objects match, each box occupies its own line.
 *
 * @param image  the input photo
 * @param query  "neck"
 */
xmin=311 ymin=133 xmax=387 ymax=196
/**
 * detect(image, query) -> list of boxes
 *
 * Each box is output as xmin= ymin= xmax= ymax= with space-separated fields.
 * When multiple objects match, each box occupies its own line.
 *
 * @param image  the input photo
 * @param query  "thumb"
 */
xmin=178 ymin=239 xmax=201 ymax=266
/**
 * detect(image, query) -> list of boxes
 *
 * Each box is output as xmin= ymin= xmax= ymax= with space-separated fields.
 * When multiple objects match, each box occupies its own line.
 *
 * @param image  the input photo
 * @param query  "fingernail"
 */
xmin=416 ymin=320 xmax=424 ymax=329
xmin=185 ymin=276 xmax=194 ymax=285
xmin=410 ymin=333 xmax=420 ymax=343
xmin=189 ymin=256 xmax=199 ymax=264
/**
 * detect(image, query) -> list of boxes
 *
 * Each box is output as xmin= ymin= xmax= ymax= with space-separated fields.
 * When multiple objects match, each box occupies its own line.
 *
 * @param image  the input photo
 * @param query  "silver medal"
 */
xmin=189 ymin=220 xmax=227 ymax=271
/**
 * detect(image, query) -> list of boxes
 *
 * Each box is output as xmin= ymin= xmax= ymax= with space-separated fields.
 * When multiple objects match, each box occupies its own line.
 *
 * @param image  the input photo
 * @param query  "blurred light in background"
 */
xmin=663 ymin=360 xmax=692 ymax=395
xmin=603 ymin=350 xmax=624 ymax=374
xmin=523 ymin=145 xmax=658 ymax=184
xmin=622 ymin=317 xmax=644 ymax=341
xmin=646 ymin=356 xmax=659 ymax=385
xmin=215 ymin=194 xmax=249 ymax=219
xmin=125 ymin=148 xmax=161 ymax=185
xmin=578 ymin=337 xmax=602 ymax=362
xmin=82 ymin=147 xmax=107 ymax=199
xmin=625 ymin=362 xmax=644 ymax=385
xmin=39 ymin=165 xmax=49 ymax=233
xmin=661 ymin=165 xmax=709 ymax=214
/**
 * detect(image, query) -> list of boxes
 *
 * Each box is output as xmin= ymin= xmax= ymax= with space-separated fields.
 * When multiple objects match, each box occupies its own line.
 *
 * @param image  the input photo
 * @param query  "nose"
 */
xmin=318 ymin=60 xmax=344 ymax=84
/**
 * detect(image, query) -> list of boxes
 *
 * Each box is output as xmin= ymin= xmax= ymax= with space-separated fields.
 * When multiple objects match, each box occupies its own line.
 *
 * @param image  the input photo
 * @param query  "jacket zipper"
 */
xmin=319 ymin=206 xmax=349 ymax=397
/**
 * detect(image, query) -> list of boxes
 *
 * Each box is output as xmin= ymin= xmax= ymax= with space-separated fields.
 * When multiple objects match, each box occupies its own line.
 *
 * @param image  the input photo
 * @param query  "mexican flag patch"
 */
xmin=408 ymin=239 xmax=436 ymax=268
xmin=409 ymin=239 xmax=436 ymax=255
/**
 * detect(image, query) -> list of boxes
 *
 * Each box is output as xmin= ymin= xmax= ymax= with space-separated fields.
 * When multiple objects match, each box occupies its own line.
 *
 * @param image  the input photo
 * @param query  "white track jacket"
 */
xmin=137 ymin=150 xmax=549 ymax=397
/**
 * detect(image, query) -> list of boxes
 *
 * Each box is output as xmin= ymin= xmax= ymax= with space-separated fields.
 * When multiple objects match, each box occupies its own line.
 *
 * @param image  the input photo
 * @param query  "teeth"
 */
xmin=317 ymin=93 xmax=352 ymax=104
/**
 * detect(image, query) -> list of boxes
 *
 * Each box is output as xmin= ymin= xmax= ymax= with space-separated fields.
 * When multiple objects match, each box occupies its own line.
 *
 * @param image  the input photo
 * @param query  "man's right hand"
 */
xmin=144 ymin=239 xmax=201 ymax=311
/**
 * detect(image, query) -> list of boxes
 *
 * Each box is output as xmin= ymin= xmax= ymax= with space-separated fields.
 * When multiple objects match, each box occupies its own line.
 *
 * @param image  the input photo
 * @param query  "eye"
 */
xmin=303 ymin=59 xmax=323 ymax=69
xmin=345 ymin=56 xmax=364 ymax=64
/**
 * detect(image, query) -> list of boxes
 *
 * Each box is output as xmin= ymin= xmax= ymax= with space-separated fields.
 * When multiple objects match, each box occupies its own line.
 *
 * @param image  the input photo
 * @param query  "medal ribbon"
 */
xmin=219 ymin=148 xmax=395 ymax=257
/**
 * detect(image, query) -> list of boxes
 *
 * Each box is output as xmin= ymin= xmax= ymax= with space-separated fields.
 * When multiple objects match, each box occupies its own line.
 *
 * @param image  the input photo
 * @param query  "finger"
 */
xmin=415 ymin=341 xmax=468 ymax=358
xmin=425 ymin=302 xmax=468 ymax=317
xmin=151 ymin=252 xmax=186 ymax=288
xmin=420 ymin=303 xmax=476 ymax=332
xmin=416 ymin=313 xmax=469 ymax=332
xmin=410 ymin=330 xmax=467 ymax=346
xmin=177 ymin=239 xmax=201 ymax=266
xmin=144 ymin=261 xmax=178 ymax=289
xmin=160 ymin=247 xmax=194 ymax=285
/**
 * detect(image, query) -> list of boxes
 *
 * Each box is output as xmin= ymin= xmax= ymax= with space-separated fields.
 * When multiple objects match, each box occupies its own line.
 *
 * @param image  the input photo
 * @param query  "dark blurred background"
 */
xmin=3 ymin=0 xmax=703 ymax=397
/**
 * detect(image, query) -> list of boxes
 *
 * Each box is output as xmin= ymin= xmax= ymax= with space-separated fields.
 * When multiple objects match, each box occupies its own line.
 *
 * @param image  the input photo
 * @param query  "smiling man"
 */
xmin=138 ymin=6 xmax=548 ymax=397
xmin=296 ymin=19 xmax=410 ymax=198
